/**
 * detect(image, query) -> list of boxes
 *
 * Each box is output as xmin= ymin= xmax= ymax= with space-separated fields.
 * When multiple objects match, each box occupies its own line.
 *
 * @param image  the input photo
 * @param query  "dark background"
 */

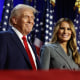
xmin=13 ymin=0 xmax=76 ymax=22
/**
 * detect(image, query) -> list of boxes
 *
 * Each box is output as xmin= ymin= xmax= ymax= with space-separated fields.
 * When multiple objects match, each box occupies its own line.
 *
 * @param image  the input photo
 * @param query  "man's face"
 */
xmin=13 ymin=9 xmax=35 ymax=35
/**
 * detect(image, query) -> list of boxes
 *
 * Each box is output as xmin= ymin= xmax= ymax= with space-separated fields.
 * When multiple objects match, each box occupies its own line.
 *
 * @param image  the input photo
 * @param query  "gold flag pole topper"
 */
xmin=50 ymin=0 xmax=56 ymax=7
xmin=74 ymin=0 xmax=80 ymax=14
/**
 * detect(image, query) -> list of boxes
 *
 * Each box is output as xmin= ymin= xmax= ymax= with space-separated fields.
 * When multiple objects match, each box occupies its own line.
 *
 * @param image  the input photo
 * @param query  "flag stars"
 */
xmin=50 ymin=21 xmax=53 ymax=25
xmin=46 ymin=9 xmax=49 ymax=12
xmin=50 ymin=15 xmax=53 ymax=19
xmin=78 ymin=41 xmax=80 ymax=44
xmin=53 ymin=10 xmax=54 ymax=12
xmin=74 ymin=19 xmax=79 ymax=24
xmin=2 ymin=28 xmax=6 ymax=31
xmin=35 ymin=29 xmax=39 ymax=33
xmin=45 ymin=36 xmax=49 ymax=40
xmin=46 ymin=30 xmax=49 ymax=34
xmin=34 ymin=6 xmax=36 ymax=8
xmin=46 ymin=25 xmax=49 ymax=28
xmin=78 ymin=35 xmax=80 ymax=38
xmin=77 ymin=14 xmax=79 ymax=17
xmin=76 ymin=20 xmax=79 ymax=24
xmin=74 ymin=19 xmax=76 ymax=22
xmin=49 ymin=38 xmax=51 ymax=41
xmin=78 ymin=35 xmax=80 ymax=37
xmin=7 ymin=3 xmax=10 ymax=7
xmin=46 ymin=14 xmax=49 ymax=17
xmin=53 ymin=22 xmax=56 ymax=25
xmin=46 ymin=19 xmax=49 ymax=23
xmin=49 ymin=27 xmax=52 ymax=30
xmin=35 ymin=24 xmax=39 ymax=27
xmin=6 ymin=9 xmax=9 ymax=13
xmin=50 ymin=10 xmax=53 ymax=13
xmin=1 ymin=0 xmax=13 ymax=32
xmin=36 ymin=18 xmax=39 ymax=21
xmin=77 ymin=47 xmax=79 ymax=50
xmin=45 ymin=42 xmax=48 ymax=45
xmin=40 ymin=22 xmax=43 ymax=26
xmin=4 ymin=22 xmax=7 ymax=25
xmin=75 ymin=27 xmax=78 ymax=30
xmin=79 ymin=26 xmax=80 ymax=28
xmin=5 ymin=16 xmax=8 ymax=19
xmin=49 ymin=33 xmax=52 ymax=36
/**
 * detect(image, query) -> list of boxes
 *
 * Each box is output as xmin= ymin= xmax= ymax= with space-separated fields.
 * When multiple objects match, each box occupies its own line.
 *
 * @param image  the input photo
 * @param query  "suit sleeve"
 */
xmin=40 ymin=45 xmax=50 ymax=70
xmin=0 ymin=35 xmax=7 ymax=69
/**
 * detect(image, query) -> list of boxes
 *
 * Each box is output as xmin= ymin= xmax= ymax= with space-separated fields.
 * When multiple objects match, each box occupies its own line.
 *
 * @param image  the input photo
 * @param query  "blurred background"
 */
xmin=0 ymin=0 xmax=80 ymax=55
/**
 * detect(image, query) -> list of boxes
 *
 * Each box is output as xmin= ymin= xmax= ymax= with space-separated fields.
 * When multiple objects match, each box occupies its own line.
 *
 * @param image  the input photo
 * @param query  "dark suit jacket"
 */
xmin=40 ymin=42 xmax=79 ymax=70
xmin=0 ymin=28 xmax=40 ymax=69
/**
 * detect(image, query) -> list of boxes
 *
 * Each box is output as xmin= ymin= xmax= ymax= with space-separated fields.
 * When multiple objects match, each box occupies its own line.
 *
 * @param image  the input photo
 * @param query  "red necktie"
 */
xmin=22 ymin=36 xmax=37 ymax=70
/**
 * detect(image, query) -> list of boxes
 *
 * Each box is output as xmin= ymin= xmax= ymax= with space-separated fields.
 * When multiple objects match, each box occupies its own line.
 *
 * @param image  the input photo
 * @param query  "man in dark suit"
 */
xmin=0 ymin=4 xmax=40 ymax=70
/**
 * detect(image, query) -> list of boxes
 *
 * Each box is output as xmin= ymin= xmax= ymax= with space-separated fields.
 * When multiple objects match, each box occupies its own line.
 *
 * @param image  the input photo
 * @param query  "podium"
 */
xmin=0 ymin=69 xmax=80 ymax=80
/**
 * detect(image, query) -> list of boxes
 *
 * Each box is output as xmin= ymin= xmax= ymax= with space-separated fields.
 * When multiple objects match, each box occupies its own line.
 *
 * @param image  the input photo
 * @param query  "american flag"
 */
xmin=24 ymin=0 xmax=56 ymax=55
xmin=74 ymin=7 xmax=80 ymax=52
xmin=1 ymin=0 xmax=56 ymax=56
xmin=43 ymin=0 xmax=55 ymax=44
xmin=0 ymin=0 xmax=13 ymax=31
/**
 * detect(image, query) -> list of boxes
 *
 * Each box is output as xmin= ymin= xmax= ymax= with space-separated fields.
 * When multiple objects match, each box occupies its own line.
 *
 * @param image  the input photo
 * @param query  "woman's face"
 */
xmin=57 ymin=21 xmax=72 ymax=43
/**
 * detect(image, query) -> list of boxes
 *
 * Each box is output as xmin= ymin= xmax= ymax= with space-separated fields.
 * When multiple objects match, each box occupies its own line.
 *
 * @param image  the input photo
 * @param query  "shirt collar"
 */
xmin=12 ymin=27 xmax=27 ymax=40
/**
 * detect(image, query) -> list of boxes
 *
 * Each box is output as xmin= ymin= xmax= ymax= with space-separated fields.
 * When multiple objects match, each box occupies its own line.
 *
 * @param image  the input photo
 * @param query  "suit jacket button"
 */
xmin=63 ymin=65 xmax=66 ymax=68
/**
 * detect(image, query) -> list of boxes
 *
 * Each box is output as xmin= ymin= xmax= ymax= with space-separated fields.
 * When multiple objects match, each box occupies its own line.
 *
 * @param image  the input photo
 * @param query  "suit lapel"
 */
xmin=28 ymin=39 xmax=40 ymax=69
xmin=8 ymin=29 xmax=32 ymax=68
xmin=54 ymin=42 xmax=73 ymax=69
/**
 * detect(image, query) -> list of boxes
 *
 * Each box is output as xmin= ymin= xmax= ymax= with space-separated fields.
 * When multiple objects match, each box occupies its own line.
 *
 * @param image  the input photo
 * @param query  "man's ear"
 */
xmin=11 ymin=17 xmax=17 ymax=25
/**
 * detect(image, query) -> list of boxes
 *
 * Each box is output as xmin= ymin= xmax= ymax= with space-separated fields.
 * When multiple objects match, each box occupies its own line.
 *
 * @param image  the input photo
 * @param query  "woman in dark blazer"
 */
xmin=40 ymin=18 xmax=80 ymax=70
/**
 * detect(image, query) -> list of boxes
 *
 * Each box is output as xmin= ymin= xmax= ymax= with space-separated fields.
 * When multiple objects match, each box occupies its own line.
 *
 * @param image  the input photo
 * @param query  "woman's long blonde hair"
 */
xmin=50 ymin=18 xmax=80 ymax=65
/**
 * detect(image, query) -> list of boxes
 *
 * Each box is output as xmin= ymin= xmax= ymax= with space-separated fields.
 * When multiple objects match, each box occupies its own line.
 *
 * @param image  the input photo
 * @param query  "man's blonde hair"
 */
xmin=9 ymin=4 xmax=38 ymax=26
